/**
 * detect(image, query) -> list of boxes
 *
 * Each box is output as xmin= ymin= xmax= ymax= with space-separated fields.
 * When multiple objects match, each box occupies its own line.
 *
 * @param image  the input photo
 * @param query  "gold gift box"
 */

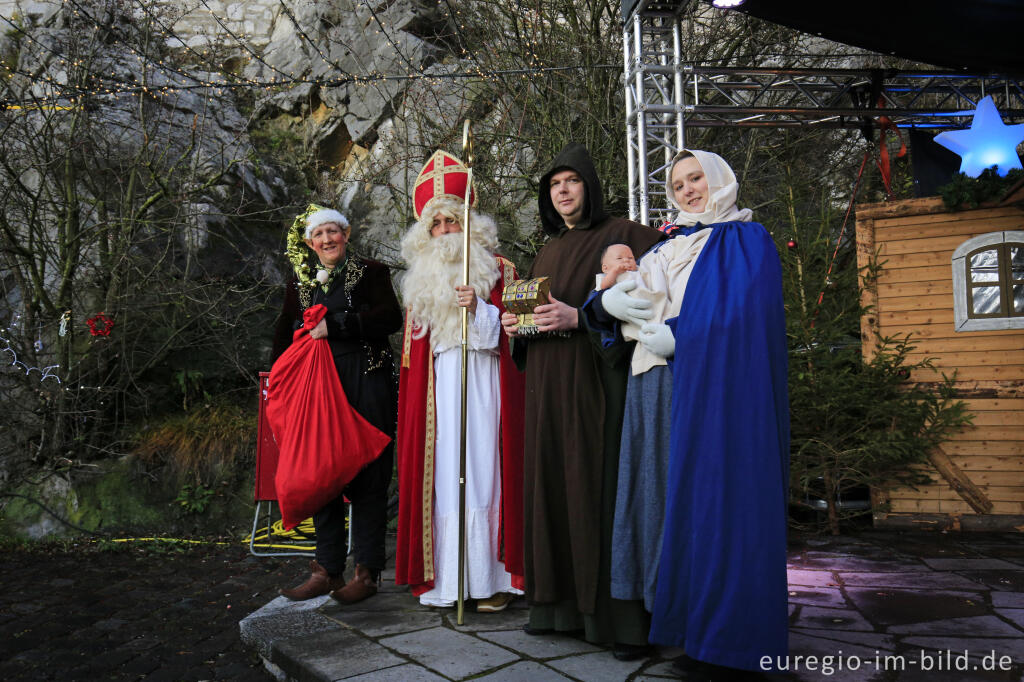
xmin=501 ymin=277 xmax=551 ymax=336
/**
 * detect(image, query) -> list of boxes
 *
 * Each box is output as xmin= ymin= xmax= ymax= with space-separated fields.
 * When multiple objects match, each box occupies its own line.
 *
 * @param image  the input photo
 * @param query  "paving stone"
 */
xmin=380 ymin=626 xmax=520 ymax=678
xmin=445 ymin=606 xmax=530 ymax=632
xmin=889 ymin=615 xmax=1024 ymax=637
xmin=793 ymin=605 xmax=875 ymax=631
xmin=787 ymin=568 xmax=840 ymax=587
xmin=324 ymin=606 xmax=441 ymax=637
xmin=992 ymin=592 xmax=1024 ymax=608
xmin=845 ymin=588 xmax=987 ymax=626
xmin=474 ymin=660 xmax=574 ymax=680
xmin=799 ymin=537 xmax=878 ymax=553
xmin=375 ymin=583 xmax=411 ymax=597
xmin=788 ymin=631 xmax=889 ymax=668
xmin=239 ymin=597 xmax=342 ymax=659
xmin=641 ymin=660 xmax=685 ymax=676
xmin=477 ymin=628 xmax=602 ymax=659
xmin=877 ymin=538 xmax=974 ymax=559
xmin=895 ymin=663 xmax=1022 ymax=681
xmin=965 ymin=542 xmax=1024 ymax=558
xmin=788 ymin=586 xmax=849 ymax=608
xmin=839 ymin=571 xmax=981 ymax=590
xmin=956 ymin=570 xmax=1024 ymax=592
xmin=273 ymin=627 xmax=405 ymax=681
xmin=546 ymin=650 xmax=647 ymax=681
xmin=341 ymin=663 xmax=449 ymax=681
xmin=794 ymin=553 xmax=923 ymax=573
xmin=261 ymin=657 xmax=288 ymax=680
xmin=790 ymin=628 xmax=896 ymax=651
xmin=247 ymin=594 xmax=333 ymax=618
xmin=329 ymin=590 xmax=430 ymax=613
xmin=923 ymin=558 xmax=1022 ymax=571
xmin=994 ymin=608 xmax=1024 ymax=632
xmin=787 ymin=659 xmax=886 ymax=682
xmin=900 ymin=637 xmax=1024 ymax=663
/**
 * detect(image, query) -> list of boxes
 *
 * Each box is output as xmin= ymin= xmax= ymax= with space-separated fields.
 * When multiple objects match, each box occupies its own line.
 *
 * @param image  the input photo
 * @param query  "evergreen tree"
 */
xmin=778 ymin=174 xmax=972 ymax=534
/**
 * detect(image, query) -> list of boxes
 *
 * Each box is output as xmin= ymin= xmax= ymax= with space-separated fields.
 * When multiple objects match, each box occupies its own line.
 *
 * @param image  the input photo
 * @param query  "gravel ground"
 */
xmin=0 ymin=537 xmax=306 ymax=681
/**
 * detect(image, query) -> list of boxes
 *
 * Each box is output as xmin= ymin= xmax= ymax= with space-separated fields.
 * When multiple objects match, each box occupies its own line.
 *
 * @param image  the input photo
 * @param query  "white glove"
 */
xmin=638 ymin=322 xmax=675 ymax=358
xmin=602 ymin=279 xmax=652 ymax=325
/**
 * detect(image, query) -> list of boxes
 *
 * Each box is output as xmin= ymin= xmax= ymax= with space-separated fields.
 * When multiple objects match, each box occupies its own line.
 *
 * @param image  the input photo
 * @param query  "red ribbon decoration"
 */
xmin=86 ymin=312 xmax=115 ymax=337
xmin=874 ymin=96 xmax=908 ymax=199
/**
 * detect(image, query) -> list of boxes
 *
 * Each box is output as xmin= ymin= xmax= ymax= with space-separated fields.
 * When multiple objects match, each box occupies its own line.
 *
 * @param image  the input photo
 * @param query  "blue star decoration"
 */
xmin=934 ymin=96 xmax=1024 ymax=177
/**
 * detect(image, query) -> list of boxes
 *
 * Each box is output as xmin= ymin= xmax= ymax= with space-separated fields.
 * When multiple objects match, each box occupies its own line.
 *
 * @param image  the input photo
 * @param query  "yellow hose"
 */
xmin=244 ymin=516 xmax=317 ymax=551
xmin=108 ymin=516 xmax=319 ymax=551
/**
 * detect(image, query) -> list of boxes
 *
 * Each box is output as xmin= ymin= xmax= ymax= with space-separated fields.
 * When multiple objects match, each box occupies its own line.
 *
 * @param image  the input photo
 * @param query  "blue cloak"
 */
xmin=649 ymin=221 xmax=789 ymax=671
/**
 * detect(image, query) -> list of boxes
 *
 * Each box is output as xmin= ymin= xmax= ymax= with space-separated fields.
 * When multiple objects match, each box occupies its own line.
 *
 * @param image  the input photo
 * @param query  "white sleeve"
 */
xmin=468 ymin=298 xmax=500 ymax=353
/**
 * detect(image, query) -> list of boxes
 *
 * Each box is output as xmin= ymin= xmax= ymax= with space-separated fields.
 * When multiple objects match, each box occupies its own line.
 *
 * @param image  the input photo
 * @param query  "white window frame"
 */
xmin=951 ymin=230 xmax=1024 ymax=332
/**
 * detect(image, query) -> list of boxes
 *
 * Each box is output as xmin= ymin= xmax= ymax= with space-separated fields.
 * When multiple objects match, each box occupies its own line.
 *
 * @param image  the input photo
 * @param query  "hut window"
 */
xmin=952 ymin=231 xmax=1024 ymax=331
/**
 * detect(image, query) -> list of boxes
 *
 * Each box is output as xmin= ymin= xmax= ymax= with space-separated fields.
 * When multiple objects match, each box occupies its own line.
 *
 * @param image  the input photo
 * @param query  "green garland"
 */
xmin=938 ymin=166 xmax=1024 ymax=210
xmin=285 ymin=203 xmax=325 ymax=289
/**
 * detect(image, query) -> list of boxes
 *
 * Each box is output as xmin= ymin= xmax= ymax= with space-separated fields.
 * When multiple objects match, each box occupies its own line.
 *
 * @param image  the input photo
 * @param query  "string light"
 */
xmin=0 ymin=330 xmax=61 ymax=384
xmin=1 ymin=0 xmax=636 ymax=113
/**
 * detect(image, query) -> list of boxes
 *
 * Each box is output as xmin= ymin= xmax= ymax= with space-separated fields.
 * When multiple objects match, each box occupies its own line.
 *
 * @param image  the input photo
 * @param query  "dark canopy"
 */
xmin=622 ymin=1 xmax=1024 ymax=76
xmin=721 ymin=0 xmax=1024 ymax=76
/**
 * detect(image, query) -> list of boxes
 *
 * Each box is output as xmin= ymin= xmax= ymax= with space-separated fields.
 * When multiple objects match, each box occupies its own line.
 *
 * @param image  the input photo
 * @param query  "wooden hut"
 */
xmin=856 ymin=191 xmax=1024 ymax=531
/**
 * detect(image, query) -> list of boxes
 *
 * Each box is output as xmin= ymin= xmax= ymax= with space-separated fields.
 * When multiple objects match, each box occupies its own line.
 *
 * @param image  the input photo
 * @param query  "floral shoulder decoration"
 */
xmin=285 ymin=203 xmax=325 ymax=289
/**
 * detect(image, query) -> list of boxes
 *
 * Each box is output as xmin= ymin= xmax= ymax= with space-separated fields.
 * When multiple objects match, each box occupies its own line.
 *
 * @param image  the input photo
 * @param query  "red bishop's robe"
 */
xmin=395 ymin=255 xmax=526 ymax=594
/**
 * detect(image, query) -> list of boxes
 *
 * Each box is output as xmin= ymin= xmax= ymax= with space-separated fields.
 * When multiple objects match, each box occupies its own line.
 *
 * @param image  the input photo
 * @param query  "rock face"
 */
xmin=176 ymin=0 xmax=535 ymax=259
xmin=2 ymin=0 xmax=289 ymax=221
xmin=0 ymin=0 xmax=542 ymax=539
xmin=0 ymin=0 xmax=536 ymax=265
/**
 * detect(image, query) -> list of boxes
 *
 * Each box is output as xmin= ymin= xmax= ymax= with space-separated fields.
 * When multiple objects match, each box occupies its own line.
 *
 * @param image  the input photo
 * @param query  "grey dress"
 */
xmin=610 ymin=364 xmax=672 ymax=611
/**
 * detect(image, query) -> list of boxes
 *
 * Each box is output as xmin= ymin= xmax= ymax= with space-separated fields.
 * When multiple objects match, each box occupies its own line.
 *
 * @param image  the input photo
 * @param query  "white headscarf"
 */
xmin=620 ymin=150 xmax=752 ymax=375
xmin=666 ymin=149 xmax=752 ymax=226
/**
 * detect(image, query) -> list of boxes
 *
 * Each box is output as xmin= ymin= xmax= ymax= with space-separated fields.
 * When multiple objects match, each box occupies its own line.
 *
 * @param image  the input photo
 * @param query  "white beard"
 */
xmin=402 ymin=233 xmax=499 ymax=349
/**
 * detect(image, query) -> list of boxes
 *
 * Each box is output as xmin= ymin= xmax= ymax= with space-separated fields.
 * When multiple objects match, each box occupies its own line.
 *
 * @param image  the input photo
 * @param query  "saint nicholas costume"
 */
xmin=395 ymin=151 xmax=526 ymax=605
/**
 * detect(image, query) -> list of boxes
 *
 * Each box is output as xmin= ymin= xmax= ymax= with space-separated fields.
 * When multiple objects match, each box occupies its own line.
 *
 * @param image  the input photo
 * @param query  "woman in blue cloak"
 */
xmin=587 ymin=149 xmax=789 ymax=680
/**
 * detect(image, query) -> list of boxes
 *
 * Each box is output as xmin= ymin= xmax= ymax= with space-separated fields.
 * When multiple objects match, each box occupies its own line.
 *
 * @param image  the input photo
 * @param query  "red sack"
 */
xmin=266 ymin=304 xmax=391 ymax=529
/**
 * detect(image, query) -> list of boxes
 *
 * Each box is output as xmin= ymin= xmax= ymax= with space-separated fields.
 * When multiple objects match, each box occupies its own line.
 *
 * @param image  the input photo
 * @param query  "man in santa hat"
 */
xmin=394 ymin=150 xmax=526 ymax=612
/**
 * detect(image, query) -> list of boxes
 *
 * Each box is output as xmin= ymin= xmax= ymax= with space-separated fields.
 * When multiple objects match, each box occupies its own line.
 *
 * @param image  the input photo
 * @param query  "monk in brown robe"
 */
xmin=501 ymin=143 xmax=664 ymax=659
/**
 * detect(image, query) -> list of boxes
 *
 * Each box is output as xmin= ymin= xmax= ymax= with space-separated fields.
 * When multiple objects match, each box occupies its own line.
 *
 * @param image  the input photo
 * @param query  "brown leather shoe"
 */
xmin=330 ymin=563 xmax=378 ymax=604
xmin=280 ymin=560 xmax=344 ymax=601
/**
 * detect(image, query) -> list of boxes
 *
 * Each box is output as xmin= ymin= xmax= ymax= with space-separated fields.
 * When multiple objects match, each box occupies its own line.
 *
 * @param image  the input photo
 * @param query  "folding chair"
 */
xmin=248 ymin=371 xmax=317 ymax=556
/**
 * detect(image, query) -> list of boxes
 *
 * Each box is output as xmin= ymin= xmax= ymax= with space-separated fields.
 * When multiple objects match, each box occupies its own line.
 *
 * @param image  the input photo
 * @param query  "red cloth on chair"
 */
xmin=267 ymin=304 xmax=391 ymax=529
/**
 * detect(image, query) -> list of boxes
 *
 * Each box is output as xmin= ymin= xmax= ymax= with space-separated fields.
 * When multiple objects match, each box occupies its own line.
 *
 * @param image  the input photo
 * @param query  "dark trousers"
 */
xmin=314 ymin=442 xmax=394 ymax=577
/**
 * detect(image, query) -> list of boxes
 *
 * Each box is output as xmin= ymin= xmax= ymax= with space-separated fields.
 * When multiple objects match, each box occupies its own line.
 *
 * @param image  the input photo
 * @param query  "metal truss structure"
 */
xmin=623 ymin=0 xmax=1024 ymax=225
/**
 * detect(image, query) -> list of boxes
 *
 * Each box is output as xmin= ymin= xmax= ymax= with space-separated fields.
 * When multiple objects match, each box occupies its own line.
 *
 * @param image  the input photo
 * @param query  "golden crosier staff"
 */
xmin=457 ymin=119 xmax=473 ymax=626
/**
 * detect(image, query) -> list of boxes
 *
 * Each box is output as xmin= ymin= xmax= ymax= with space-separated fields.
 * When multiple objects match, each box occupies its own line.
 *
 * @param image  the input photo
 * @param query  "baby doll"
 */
xmin=596 ymin=242 xmax=638 ymax=290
